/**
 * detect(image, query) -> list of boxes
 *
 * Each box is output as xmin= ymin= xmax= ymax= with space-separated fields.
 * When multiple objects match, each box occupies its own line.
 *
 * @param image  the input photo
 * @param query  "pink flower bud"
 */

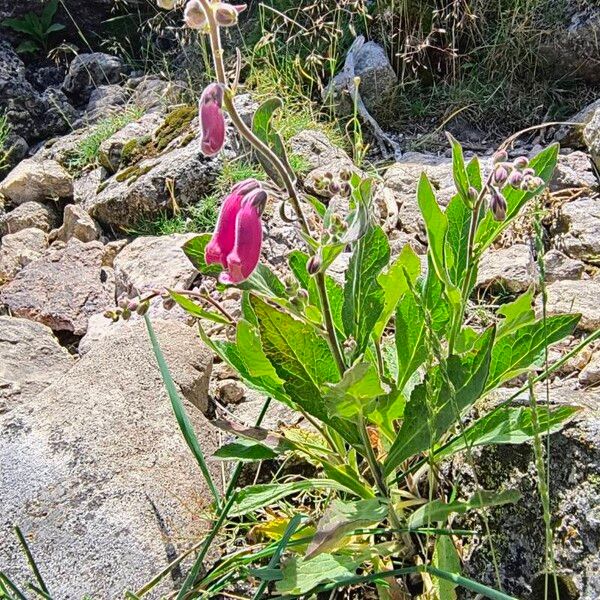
xmin=493 ymin=150 xmax=508 ymax=164
xmin=205 ymin=178 xmax=260 ymax=269
xmin=199 ymin=83 xmax=225 ymax=156
xmin=507 ymin=170 xmax=523 ymax=187
xmin=494 ymin=166 xmax=509 ymax=186
xmin=513 ymin=156 xmax=529 ymax=169
xmin=489 ymin=187 xmax=507 ymax=221
xmin=214 ymin=2 xmax=246 ymax=26
xmin=184 ymin=0 xmax=207 ymax=28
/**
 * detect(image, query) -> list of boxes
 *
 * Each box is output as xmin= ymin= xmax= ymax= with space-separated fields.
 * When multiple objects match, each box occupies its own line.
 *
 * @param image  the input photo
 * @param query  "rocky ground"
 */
xmin=1 ymin=22 xmax=600 ymax=599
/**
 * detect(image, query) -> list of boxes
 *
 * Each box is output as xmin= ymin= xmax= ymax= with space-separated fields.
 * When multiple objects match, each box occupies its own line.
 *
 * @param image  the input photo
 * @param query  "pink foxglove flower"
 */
xmin=199 ymin=83 xmax=225 ymax=156
xmin=205 ymin=179 xmax=260 ymax=268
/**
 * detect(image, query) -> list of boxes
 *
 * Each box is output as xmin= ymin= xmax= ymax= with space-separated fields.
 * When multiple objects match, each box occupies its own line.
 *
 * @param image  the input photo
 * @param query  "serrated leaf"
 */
xmin=385 ymin=327 xmax=495 ymax=475
xmin=342 ymin=225 xmax=389 ymax=355
xmin=374 ymin=243 xmax=421 ymax=339
xmin=486 ymin=314 xmax=580 ymax=391
xmin=496 ymin=287 xmax=536 ymax=338
xmin=275 ymin=553 xmax=360 ymax=595
xmin=182 ymin=234 xmax=222 ymax=275
xmin=325 ymin=361 xmax=388 ymax=419
xmin=306 ymin=499 xmax=388 ymax=559
xmin=408 ymin=489 xmax=521 ymax=529
xmin=250 ymin=296 xmax=360 ymax=446
xmin=169 ymin=290 xmax=231 ymax=325
xmin=213 ymin=439 xmax=278 ymax=461
xmin=437 ymin=404 xmax=580 ymax=458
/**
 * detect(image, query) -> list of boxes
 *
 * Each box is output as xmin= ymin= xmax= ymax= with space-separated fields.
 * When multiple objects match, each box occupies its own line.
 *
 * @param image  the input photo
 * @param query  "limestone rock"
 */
xmin=0 ymin=316 xmax=73 ymax=412
xmin=217 ymin=379 xmax=246 ymax=405
xmin=0 ymin=319 xmax=218 ymax=597
xmin=289 ymin=130 xmax=352 ymax=170
xmin=63 ymin=53 xmax=126 ymax=104
xmin=549 ymin=151 xmax=598 ymax=192
xmin=544 ymin=249 xmax=585 ymax=282
xmin=0 ymin=239 xmax=115 ymax=336
xmin=555 ymin=98 xmax=600 ymax=148
xmin=113 ymin=233 xmax=199 ymax=298
xmin=0 ymin=228 xmax=48 ymax=283
xmin=579 ymin=351 xmax=600 ymax=386
xmin=0 ymin=159 xmax=73 ymax=206
xmin=83 ymin=84 xmax=129 ymax=124
xmin=543 ymin=279 xmax=600 ymax=332
xmin=129 ymin=76 xmax=186 ymax=112
xmin=556 ymin=197 xmax=600 ymax=264
xmin=476 ymin=244 xmax=538 ymax=293
xmin=102 ymin=238 xmax=128 ymax=267
xmin=584 ymin=107 xmax=600 ymax=171
xmin=1 ymin=201 xmax=59 ymax=234
xmin=49 ymin=204 xmax=102 ymax=244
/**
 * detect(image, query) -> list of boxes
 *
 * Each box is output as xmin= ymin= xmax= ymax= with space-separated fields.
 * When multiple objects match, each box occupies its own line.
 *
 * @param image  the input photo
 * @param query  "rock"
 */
xmin=102 ymin=238 xmax=128 ymax=267
xmin=0 ymin=228 xmax=48 ymax=283
xmin=1 ymin=201 xmax=59 ymax=234
xmin=555 ymin=197 xmax=600 ymax=264
xmin=476 ymin=244 xmax=538 ymax=293
xmin=543 ymin=279 xmax=600 ymax=331
xmin=0 ymin=133 xmax=28 ymax=177
xmin=98 ymin=112 xmax=164 ymax=173
xmin=231 ymin=393 xmax=301 ymax=432
xmin=544 ymin=249 xmax=585 ymax=282
xmin=326 ymin=41 xmax=397 ymax=126
xmin=0 ymin=240 xmax=115 ymax=336
xmin=459 ymin=383 xmax=600 ymax=599
xmin=113 ymin=234 xmax=199 ymax=298
xmin=129 ymin=76 xmax=186 ymax=112
xmin=549 ymin=151 xmax=598 ymax=192
xmin=217 ymin=379 xmax=246 ymax=405
xmin=49 ymin=204 xmax=102 ymax=244
xmin=555 ymin=99 xmax=600 ymax=148
xmin=0 ymin=159 xmax=72 ymax=206
xmin=584 ymin=108 xmax=600 ymax=171
xmin=73 ymin=166 xmax=104 ymax=205
xmin=0 ymin=316 xmax=73 ymax=413
xmin=0 ymin=319 xmax=219 ymax=597
xmin=82 ymin=84 xmax=129 ymax=124
xmin=63 ymin=53 xmax=126 ymax=104
xmin=0 ymin=41 xmax=76 ymax=143
xmin=289 ymin=130 xmax=352 ymax=170
xmin=579 ymin=350 xmax=600 ymax=386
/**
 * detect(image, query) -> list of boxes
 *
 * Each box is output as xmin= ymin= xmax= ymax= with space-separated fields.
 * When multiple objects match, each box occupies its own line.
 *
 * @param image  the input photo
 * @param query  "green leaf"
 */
xmin=385 ymin=327 xmax=495 ymax=475
xmin=15 ymin=40 xmax=40 ymax=54
xmin=486 ymin=314 xmax=580 ymax=391
xmin=321 ymin=463 xmax=375 ymax=500
xmin=230 ymin=480 xmax=347 ymax=517
xmin=342 ymin=225 xmax=389 ymax=355
xmin=432 ymin=535 xmax=461 ymax=600
xmin=324 ymin=361 xmax=388 ymax=419
xmin=169 ymin=290 xmax=231 ymax=325
xmin=447 ymin=133 xmax=470 ymax=203
xmin=306 ymin=499 xmax=388 ymax=559
xmin=475 ymin=144 xmax=559 ymax=252
xmin=236 ymin=263 xmax=287 ymax=298
xmin=41 ymin=0 xmax=59 ymax=28
xmin=182 ymin=234 xmax=222 ymax=275
xmin=213 ymin=439 xmax=277 ymax=462
xmin=437 ymin=404 xmax=580 ymax=457
xmin=496 ymin=287 xmax=536 ymax=338
xmin=2 ymin=18 xmax=38 ymax=35
xmin=250 ymin=296 xmax=360 ymax=446
xmin=275 ymin=553 xmax=360 ymax=595
xmin=408 ymin=489 xmax=521 ymax=529
xmin=374 ymin=243 xmax=421 ymax=339
xmin=44 ymin=22 xmax=65 ymax=34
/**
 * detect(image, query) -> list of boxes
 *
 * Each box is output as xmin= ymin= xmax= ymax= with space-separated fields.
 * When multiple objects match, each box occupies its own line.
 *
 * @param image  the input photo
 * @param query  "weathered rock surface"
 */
xmin=83 ymin=84 xmax=129 ymax=124
xmin=129 ymin=76 xmax=186 ymax=112
xmin=584 ymin=105 xmax=600 ymax=171
xmin=0 ymin=159 xmax=72 ymax=206
xmin=555 ymin=197 xmax=600 ymax=264
xmin=0 ymin=240 xmax=115 ymax=336
xmin=0 ymin=316 xmax=73 ymax=413
xmin=1 ymin=201 xmax=59 ymax=234
xmin=0 ymin=319 xmax=218 ymax=598
xmin=550 ymin=151 xmax=598 ymax=192
xmin=544 ymin=249 xmax=585 ymax=282
xmin=289 ymin=130 xmax=353 ymax=170
xmin=49 ymin=204 xmax=102 ymax=244
xmin=63 ymin=53 xmax=126 ymax=104
xmin=542 ymin=279 xmax=600 ymax=331
xmin=555 ymin=98 xmax=600 ymax=148
xmin=477 ymin=244 xmax=538 ymax=293
xmin=0 ymin=228 xmax=48 ymax=283
xmin=579 ymin=350 xmax=600 ymax=386
xmin=114 ymin=233 xmax=198 ymax=298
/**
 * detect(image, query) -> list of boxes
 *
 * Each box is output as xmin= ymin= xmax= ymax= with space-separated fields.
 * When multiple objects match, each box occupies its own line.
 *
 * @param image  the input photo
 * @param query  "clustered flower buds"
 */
xmin=104 ymin=296 xmax=151 ymax=322
xmin=182 ymin=0 xmax=246 ymax=29
xmin=205 ymin=179 xmax=268 ymax=284
xmin=313 ymin=170 xmax=352 ymax=198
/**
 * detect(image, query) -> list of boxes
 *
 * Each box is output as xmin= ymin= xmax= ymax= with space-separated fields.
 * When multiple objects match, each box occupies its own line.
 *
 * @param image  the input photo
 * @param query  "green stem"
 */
xmin=315 ymin=272 xmax=346 ymax=374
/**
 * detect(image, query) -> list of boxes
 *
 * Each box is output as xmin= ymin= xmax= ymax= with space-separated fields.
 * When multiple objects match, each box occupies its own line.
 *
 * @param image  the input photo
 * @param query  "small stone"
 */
xmin=542 ymin=279 xmax=600 ymax=332
xmin=63 ymin=53 xmax=126 ymax=104
xmin=0 ymin=228 xmax=48 ymax=283
xmin=1 ymin=201 xmax=58 ymax=234
xmin=0 ymin=159 xmax=73 ymax=205
xmin=579 ymin=351 xmax=600 ymax=386
xmin=217 ymin=379 xmax=246 ymax=404
xmin=477 ymin=244 xmax=538 ymax=293
xmin=102 ymin=239 xmax=128 ymax=267
xmin=544 ymin=249 xmax=585 ymax=282
xmin=49 ymin=204 xmax=102 ymax=244
xmin=555 ymin=197 xmax=600 ymax=264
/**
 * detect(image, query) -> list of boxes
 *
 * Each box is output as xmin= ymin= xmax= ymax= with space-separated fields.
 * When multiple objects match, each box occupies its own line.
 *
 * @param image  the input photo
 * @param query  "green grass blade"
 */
xmin=14 ymin=526 xmax=49 ymax=595
xmin=28 ymin=584 xmax=53 ymax=599
xmin=0 ymin=574 xmax=27 ymax=600
xmin=144 ymin=315 xmax=221 ymax=509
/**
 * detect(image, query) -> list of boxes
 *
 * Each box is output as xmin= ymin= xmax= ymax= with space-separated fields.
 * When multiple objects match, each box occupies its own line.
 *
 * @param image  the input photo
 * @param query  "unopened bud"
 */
xmin=297 ymin=289 xmax=309 ymax=302
xmin=137 ymin=301 xmax=150 ymax=316
xmin=121 ymin=307 xmax=132 ymax=320
xmin=493 ymin=150 xmax=508 ymax=164
xmin=489 ymin=187 xmax=507 ymax=221
xmin=117 ymin=295 xmax=129 ymax=309
xmin=339 ymin=168 xmax=351 ymax=181
xmin=128 ymin=300 xmax=139 ymax=311
xmin=284 ymin=275 xmax=298 ymax=294
xmin=214 ymin=2 xmax=246 ymax=27
xmin=507 ymin=170 xmax=523 ymax=188
xmin=494 ymin=166 xmax=509 ymax=186
xmin=184 ymin=0 xmax=207 ymax=29
xmin=343 ymin=337 xmax=357 ymax=354
xmin=329 ymin=181 xmax=340 ymax=195
xmin=513 ymin=156 xmax=529 ymax=169
xmin=527 ymin=176 xmax=543 ymax=191
xmin=522 ymin=167 xmax=535 ymax=177
xmin=103 ymin=310 xmax=115 ymax=320
xmin=468 ymin=186 xmax=478 ymax=201
xmin=324 ymin=171 xmax=333 ymax=181
xmin=162 ymin=297 xmax=176 ymax=311
xmin=339 ymin=182 xmax=351 ymax=197
xmin=307 ymin=255 xmax=322 ymax=275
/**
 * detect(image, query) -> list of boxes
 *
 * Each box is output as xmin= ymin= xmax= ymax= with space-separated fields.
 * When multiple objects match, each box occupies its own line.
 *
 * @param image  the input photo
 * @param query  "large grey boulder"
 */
xmin=555 ymin=197 xmax=600 ymax=264
xmin=0 ymin=239 xmax=115 ymax=336
xmin=0 ymin=316 xmax=73 ymax=413
xmin=0 ymin=158 xmax=73 ymax=206
xmin=1 ymin=201 xmax=59 ymax=234
xmin=0 ymin=319 xmax=219 ymax=598
xmin=0 ymin=227 xmax=48 ymax=283
xmin=476 ymin=244 xmax=539 ymax=293
xmin=542 ymin=278 xmax=600 ymax=332
xmin=584 ymin=108 xmax=600 ymax=171
xmin=62 ymin=53 xmax=126 ymax=105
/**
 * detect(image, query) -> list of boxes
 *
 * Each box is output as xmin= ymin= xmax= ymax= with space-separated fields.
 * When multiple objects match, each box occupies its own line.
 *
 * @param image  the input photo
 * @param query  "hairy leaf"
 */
xmin=182 ymin=234 xmax=222 ymax=275
xmin=169 ymin=290 xmax=231 ymax=324
xmin=496 ymin=287 xmax=536 ymax=338
xmin=213 ymin=439 xmax=278 ymax=461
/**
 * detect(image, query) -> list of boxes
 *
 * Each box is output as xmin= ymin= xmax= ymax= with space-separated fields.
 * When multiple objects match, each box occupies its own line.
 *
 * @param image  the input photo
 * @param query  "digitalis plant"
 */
xmin=138 ymin=1 xmax=596 ymax=598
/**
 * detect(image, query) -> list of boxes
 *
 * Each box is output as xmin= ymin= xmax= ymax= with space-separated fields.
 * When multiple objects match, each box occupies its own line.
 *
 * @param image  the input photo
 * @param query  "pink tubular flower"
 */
xmin=205 ymin=178 xmax=260 ymax=268
xmin=199 ymin=83 xmax=225 ymax=156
